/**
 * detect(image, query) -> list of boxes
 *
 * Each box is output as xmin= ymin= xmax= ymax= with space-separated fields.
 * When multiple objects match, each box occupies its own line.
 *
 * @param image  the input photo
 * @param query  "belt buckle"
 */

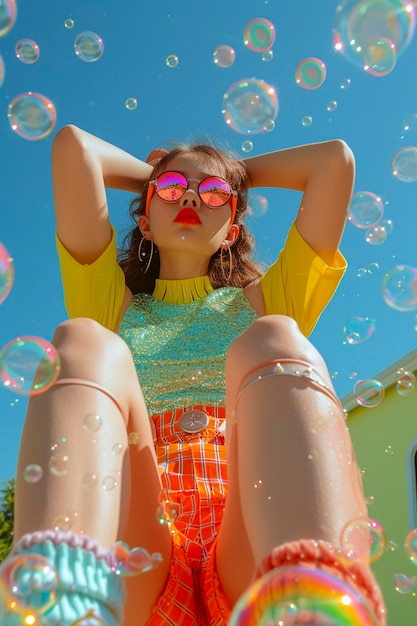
xmin=179 ymin=408 xmax=209 ymax=433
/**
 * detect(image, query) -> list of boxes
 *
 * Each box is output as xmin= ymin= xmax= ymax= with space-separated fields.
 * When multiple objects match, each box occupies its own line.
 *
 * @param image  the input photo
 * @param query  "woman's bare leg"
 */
xmin=14 ymin=317 xmax=171 ymax=625
xmin=217 ymin=315 xmax=367 ymax=606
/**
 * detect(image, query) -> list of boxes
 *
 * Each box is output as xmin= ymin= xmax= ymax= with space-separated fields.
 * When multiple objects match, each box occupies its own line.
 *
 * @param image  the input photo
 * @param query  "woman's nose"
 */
xmin=180 ymin=187 xmax=200 ymax=208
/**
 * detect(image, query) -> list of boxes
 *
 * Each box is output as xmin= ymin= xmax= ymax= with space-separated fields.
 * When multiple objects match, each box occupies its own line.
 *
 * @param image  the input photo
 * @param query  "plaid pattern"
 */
xmin=147 ymin=406 xmax=230 ymax=625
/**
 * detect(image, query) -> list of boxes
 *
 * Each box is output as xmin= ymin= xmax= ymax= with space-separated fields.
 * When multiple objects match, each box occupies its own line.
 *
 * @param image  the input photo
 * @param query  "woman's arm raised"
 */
xmin=243 ymin=140 xmax=355 ymax=264
xmin=52 ymin=124 xmax=152 ymax=264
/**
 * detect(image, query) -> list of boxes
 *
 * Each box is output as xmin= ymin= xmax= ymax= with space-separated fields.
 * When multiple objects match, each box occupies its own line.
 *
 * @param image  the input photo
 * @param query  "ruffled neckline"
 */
xmin=152 ymin=275 xmax=214 ymax=304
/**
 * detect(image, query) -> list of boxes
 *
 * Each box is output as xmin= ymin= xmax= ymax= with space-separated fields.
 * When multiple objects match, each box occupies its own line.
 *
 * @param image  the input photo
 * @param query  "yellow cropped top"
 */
xmin=56 ymin=221 xmax=346 ymax=337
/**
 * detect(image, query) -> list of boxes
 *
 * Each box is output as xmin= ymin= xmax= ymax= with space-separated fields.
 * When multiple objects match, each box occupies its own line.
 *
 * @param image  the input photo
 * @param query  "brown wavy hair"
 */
xmin=118 ymin=143 xmax=263 ymax=295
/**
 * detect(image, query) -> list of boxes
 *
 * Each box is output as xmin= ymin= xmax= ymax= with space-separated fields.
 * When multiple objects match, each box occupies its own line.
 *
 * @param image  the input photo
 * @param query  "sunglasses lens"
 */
xmin=199 ymin=176 xmax=231 ymax=207
xmin=155 ymin=172 xmax=188 ymax=201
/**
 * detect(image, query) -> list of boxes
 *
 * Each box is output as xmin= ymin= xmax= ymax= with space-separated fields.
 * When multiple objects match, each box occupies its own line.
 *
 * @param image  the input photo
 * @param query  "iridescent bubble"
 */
xmin=354 ymin=379 xmax=385 ymax=407
xmin=74 ymin=32 xmax=104 ymax=62
xmin=405 ymin=528 xmax=417 ymax=562
xmin=0 ymin=243 xmax=13 ymax=304
xmin=301 ymin=115 xmax=313 ymax=127
xmin=243 ymin=18 xmax=276 ymax=52
xmin=348 ymin=191 xmax=383 ymax=228
xmin=262 ymin=50 xmax=273 ymax=62
xmin=49 ymin=453 xmax=70 ymax=477
xmin=366 ymin=224 xmax=388 ymax=245
xmin=402 ymin=112 xmax=417 ymax=134
xmin=222 ymin=78 xmax=278 ymax=135
xmin=340 ymin=517 xmax=386 ymax=563
xmin=363 ymin=37 xmax=396 ymax=75
xmin=396 ymin=369 xmax=415 ymax=396
xmin=343 ymin=316 xmax=376 ymax=344
xmin=50 ymin=438 xmax=67 ymax=453
xmin=394 ymin=572 xmax=416 ymax=594
xmin=102 ymin=475 xmax=118 ymax=491
xmin=82 ymin=473 xmax=98 ymax=489
xmin=382 ymin=265 xmax=417 ymax=311
xmin=327 ymin=100 xmax=338 ymax=112
xmin=23 ymin=464 xmax=43 ymax=484
xmin=52 ymin=514 xmax=72 ymax=531
xmin=340 ymin=77 xmax=351 ymax=89
xmin=392 ymin=146 xmax=417 ymax=181
xmin=334 ymin=0 xmax=415 ymax=69
xmin=82 ymin=413 xmax=103 ymax=433
xmin=368 ymin=262 xmax=380 ymax=273
xmin=241 ymin=140 xmax=253 ymax=153
xmin=128 ymin=432 xmax=140 ymax=445
xmin=0 ymin=53 xmax=4 ymax=88
xmin=64 ymin=18 xmax=74 ymax=29
xmin=9 ymin=554 xmax=59 ymax=613
xmin=229 ymin=565 xmax=379 ymax=625
xmin=381 ymin=218 xmax=393 ymax=234
xmin=263 ymin=119 xmax=275 ymax=132
xmin=248 ymin=192 xmax=268 ymax=217
xmin=213 ymin=45 xmax=235 ymax=68
xmin=166 ymin=54 xmax=178 ymax=68
xmin=295 ymin=57 xmax=326 ymax=90
xmin=0 ymin=336 xmax=61 ymax=395
xmin=15 ymin=39 xmax=40 ymax=64
xmin=8 ymin=92 xmax=57 ymax=141
xmin=0 ymin=0 xmax=17 ymax=37
xmin=112 ymin=443 xmax=124 ymax=455
xmin=156 ymin=489 xmax=179 ymax=526
xmin=125 ymin=98 xmax=137 ymax=110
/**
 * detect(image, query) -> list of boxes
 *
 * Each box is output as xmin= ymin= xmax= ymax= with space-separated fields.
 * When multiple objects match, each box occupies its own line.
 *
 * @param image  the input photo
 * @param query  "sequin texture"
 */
xmin=118 ymin=287 xmax=257 ymax=416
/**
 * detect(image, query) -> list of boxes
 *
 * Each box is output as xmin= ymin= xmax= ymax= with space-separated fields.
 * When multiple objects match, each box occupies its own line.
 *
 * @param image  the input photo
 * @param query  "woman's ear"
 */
xmin=223 ymin=223 xmax=240 ymax=247
xmin=138 ymin=215 xmax=152 ymax=238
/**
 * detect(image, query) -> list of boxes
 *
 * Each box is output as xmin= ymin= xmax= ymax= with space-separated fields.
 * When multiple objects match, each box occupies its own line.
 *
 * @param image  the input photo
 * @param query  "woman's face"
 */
xmin=141 ymin=152 xmax=239 ymax=269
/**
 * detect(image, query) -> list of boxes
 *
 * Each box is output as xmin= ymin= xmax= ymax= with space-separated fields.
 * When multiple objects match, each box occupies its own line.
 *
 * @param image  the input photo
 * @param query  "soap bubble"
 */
xmin=363 ymin=37 xmax=396 ymax=75
xmin=241 ymin=140 xmax=253 ymax=153
xmin=0 ymin=243 xmax=13 ymax=304
xmin=301 ymin=115 xmax=313 ymax=127
xmin=405 ymin=528 xmax=417 ymax=562
xmin=74 ymin=32 xmax=104 ymax=62
xmin=9 ymin=553 xmax=59 ymax=613
xmin=243 ymin=18 xmax=275 ymax=52
xmin=333 ymin=0 xmax=415 ymax=69
xmin=348 ymin=191 xmax=383 ymax=228
xmin=125 ymin=98 xmax=137 ymax=110
xmin=396 ymin=369 xmax=415 ymax=395
xmin=327 ymin=100 xmax=338 ymax=111
xmin=49 ymin=453 xmax=71 ymax=477
xmin=295 ymin=57 xmax=326 ymax=89
xmin=0 ymin=0 xmax=17 ymax=37
xmin=248 ymin=192 xmax=268 ymax=217
xmin=394 ymin=572 xmax=416 ymax=594
xmin=15 ymin=39 xmax=40 ymax=64
xmin=382 ymin=265 xmax=417 ymax=311
xmin=8 ymin=92 xmax=57 ymax=140
xmin=82 ymin=413 xmax=103 ymax=433
xmin=64 ymin=18 xmax=74 ymax=29
xmin=23 ymin=464 xmax=43 ymax=484
xmin=0 ymin=336 xmax=61 ymax=395
xmin=229 ymin=566 xmax=379 ymax=625
xmin=166 ymin=54 xmax=178 ymax=68
xmin=366 ymin=224 xmax=388 ymax=245
xmin=392 ymin=146 xmax=417 ymax=181
xmin=354 ymin=379 xmax=385 ymax=407
xmin=213 ymin=45 xmax=235 ymax=68
xmin=0 ymin=53 xmax=4 ymax=87
xmin=222 ymin=78 xmax=278 ymax=134
xmin=340 ymin=517 xmax=386 ymax=563
xmin=343 ymin=316 xmax=376 ymax=344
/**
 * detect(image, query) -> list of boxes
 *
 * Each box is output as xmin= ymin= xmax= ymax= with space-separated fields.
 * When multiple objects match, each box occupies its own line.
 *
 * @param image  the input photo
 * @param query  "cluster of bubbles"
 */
xmin=108 ymin=541 xmax=163 ymax=577
xmin=333 ymin=0 xmax=416 ymax=77
xmin=348 ymin=191 xmax=393 ymax=246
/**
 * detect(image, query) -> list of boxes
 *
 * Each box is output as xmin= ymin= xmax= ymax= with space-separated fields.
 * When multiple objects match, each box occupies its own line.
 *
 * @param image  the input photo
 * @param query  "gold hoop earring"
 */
xmin=138 ymin=235 xmax=154 ymax=273
xmin=221 ymin=245 xmax=233 ymax=282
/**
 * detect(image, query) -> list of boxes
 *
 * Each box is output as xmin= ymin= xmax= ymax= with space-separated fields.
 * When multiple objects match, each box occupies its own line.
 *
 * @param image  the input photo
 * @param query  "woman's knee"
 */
xmin=52 ymin=318 xmax=134 ymax=374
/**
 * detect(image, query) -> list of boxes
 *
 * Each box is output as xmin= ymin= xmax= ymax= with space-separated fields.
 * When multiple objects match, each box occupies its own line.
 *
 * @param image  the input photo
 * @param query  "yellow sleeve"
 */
xmin=56 ymin=226 xmax=126 ymax=331
xmin=260 ymin=222 xmax=347 ymax=337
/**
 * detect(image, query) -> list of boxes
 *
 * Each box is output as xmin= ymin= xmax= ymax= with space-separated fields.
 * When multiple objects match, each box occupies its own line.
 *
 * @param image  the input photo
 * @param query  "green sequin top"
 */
xmin=118 ymin=276 xmax=258 ymax=416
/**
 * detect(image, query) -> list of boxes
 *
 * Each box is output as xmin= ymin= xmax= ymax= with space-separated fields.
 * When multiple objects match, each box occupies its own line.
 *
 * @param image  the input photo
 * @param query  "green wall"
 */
xmin=346 ymin=382 xmax=417 ymax=624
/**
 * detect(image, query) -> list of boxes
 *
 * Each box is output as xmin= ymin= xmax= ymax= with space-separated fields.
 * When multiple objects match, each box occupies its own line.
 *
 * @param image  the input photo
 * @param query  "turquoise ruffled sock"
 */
xmin=0 ymin=530 xmax=125 ymax=625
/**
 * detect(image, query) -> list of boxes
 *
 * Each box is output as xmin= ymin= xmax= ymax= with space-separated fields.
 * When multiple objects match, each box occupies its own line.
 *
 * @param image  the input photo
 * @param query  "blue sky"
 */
xmin=1 ymin=0 xmax=417 ymax=481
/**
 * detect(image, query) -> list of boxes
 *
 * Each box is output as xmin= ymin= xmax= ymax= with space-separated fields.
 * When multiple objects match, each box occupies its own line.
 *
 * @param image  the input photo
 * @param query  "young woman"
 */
xmin=3 ymin=125 xmax=386 ymax=625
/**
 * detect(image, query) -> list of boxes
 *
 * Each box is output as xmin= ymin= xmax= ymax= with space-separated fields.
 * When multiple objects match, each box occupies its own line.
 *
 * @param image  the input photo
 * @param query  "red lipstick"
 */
xmin=174 ymin=208 xmax=201 ymax=224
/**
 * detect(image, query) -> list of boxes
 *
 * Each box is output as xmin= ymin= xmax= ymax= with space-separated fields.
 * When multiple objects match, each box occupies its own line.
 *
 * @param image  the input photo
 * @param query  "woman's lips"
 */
xmin=174 ymin=208 xmax=201 ymax=224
